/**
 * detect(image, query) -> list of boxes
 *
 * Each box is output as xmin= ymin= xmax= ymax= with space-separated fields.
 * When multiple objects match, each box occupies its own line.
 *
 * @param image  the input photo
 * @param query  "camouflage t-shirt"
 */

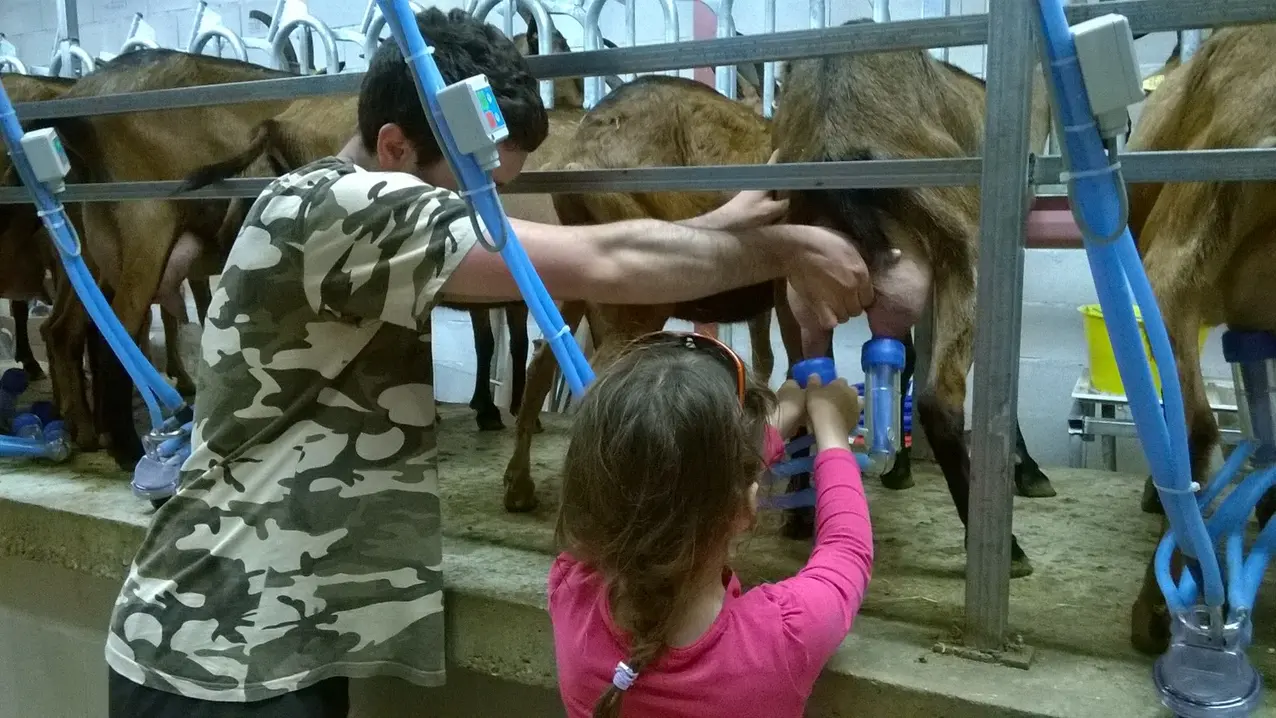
xmin=105 ymin=156 xmax=479 ymax=701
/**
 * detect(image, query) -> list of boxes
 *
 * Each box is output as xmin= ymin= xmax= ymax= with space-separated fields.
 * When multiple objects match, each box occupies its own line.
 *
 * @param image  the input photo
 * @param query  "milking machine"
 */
xmin=1035 ymin=2 xmax=1266 ymax=714
xmin=761 ymin=339 xmax=906 ymax=510
xmin=0 ymin=102 xmax=193 ymax=495
xmin=0 ymin=367 xmax=69 ymax=461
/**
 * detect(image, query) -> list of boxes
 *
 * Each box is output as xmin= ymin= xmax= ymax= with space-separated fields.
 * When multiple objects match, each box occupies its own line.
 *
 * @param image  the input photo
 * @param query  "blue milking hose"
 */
xmin=1033 ymin=0 xmax=1223 ymax=613
xmin=0 ymin=87 xmax=185 ymax=430
xmin=372 ymin=0 xmax=593 ymax=398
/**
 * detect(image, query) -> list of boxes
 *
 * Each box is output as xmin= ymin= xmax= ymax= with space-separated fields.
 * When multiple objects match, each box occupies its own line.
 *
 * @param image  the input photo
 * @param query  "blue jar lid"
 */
xmin=861 ymin=337 xmax=907 ymax=371
xmin=793 ymin=357 xmax=836 ymax=388
xmin=0 ymin=368 xmax=28 ymax=395
xmin=1221 ymin=329 xmax=1276 ymax=363
xmin=11 ymin=412 xmax=41 ymax=435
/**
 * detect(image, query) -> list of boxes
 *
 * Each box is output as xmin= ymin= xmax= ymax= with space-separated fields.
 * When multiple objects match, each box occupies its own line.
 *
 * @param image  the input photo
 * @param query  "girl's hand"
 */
xmin=773 ymin=379 xmax=806 ymax=438
xmin=805 ymin=374 xmax=859 ymax=452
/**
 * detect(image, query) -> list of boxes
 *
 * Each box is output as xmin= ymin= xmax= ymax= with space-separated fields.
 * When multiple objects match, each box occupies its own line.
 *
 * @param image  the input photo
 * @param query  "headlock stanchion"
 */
xmin=0 ymin=89 xmax=193 ymax=495
xmin=1033 ymin=2 xmax=1265 ymax=714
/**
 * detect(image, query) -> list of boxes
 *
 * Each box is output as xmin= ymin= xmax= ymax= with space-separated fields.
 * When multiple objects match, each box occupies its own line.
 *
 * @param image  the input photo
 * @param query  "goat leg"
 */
xmin=11 ymin=300 xmax=43 ymax=380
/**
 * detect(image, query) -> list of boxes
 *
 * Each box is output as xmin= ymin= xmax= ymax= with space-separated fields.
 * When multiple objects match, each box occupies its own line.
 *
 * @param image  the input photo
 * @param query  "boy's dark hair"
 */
xmin=357 ymin=7 xmax=548 ymax=164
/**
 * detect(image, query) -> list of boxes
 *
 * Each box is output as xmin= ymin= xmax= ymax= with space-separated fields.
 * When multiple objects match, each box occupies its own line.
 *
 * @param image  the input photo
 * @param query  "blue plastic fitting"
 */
xmin=131 ymin=420 xmax=194 ymax=500
xmin=11 ymin=412 xmax=41 ymax=441
xmin=792 ymin=357 xmax=836 ymax=388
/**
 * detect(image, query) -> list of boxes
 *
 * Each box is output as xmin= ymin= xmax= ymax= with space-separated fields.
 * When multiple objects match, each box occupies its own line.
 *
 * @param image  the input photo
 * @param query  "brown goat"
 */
xmin=1123 ymin=24 xmax=1276 ymax=656
xmin=498 ymin=74 xmax=785 ymax=512
xmin=771 ymin=26 xmax=1054 ymax=576
xmin=22 ymin=49 xmax=295 ymax=460
xmin=0 ymin=73 xmax=75 ymax=380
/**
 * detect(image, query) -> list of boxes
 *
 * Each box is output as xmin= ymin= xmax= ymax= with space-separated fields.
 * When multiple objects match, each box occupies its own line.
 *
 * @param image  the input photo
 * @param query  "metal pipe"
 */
xmin=7 ymin=149 xmax=1276 ymax=205
xmin=10 ymin=2 xmax=1274 ymax=116
xmin=48 ymin=43 xmax=96 ymax=78
xmin=809 ymin=0 xmax=826 ymax=29
xmin=1179 ymin=28 xmax=1202 ymax=61
xmin=761 ymin=0 xmax=776 ymax=117
xmin=119 ymin=38 xmax=160 ymax=54
xmin=714 ymin=0 xmax=737 ymax=100
xmin=362 ymin=2 xmax=428 ymax=61
xmin=583 ymin=0 xmax=679 ymax=108
xmin=873 ymin=0 xmax=891 ymax=23
xmin=921 ymin=0 xmax=949 ymax=61
xmin=471 ymin=0 xmax=559 ymax=108
xmin=271 ymin=18 xmax=341 ymax=74
xmin=964 ymin=0 xmax=1035 ymax=651
xmin=191 ymin=29 xmax=249 ymax=61
xmin=0 ymin=56 xmax=27 ymax=74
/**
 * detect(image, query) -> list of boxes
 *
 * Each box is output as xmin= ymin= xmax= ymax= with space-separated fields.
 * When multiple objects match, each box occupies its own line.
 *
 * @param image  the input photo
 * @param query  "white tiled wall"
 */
xmin=2 ymin=0 xmax=1217 ymax=472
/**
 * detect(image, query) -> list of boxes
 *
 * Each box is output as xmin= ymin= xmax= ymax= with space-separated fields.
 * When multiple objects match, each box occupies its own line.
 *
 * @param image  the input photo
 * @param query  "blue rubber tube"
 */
xmin=372 ymin=0 xmax=592 ymax=399
xmin=0 ymin=87 xmax=183 ymax=429
xmin=1034 ymin=0 xmax=1222 ymax=612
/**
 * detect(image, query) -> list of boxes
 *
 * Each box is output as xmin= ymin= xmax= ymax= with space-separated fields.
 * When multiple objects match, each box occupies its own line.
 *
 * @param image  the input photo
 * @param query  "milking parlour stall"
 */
xmin=3 ymin=0 xmax=1276 ymax=716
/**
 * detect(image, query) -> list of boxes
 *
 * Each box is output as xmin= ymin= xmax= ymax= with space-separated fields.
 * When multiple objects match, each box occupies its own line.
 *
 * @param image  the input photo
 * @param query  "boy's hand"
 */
xmin=712 ymin=152 xmax=789 ymax=230
xmin=805 ymin=375 xmax=859 ymax=452
xmin=773 ymin=379 xmax=806 ymax=438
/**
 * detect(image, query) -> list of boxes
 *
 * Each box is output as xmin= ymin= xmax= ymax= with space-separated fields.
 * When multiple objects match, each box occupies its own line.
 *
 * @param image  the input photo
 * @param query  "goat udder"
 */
xmin=866 ymin=253 xmax=931 ymax=339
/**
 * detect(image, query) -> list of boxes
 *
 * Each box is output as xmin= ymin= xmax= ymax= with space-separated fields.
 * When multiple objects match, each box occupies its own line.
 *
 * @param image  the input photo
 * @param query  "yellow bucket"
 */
xmin=1078 ymin=304 xmax=1209 ymax=396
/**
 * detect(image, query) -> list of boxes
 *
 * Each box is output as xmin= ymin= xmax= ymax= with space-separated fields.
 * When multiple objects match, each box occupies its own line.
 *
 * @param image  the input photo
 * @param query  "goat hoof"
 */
xmin=475 ymin=411 xmax=505 ymax=432
xmin=150 ymin=497 xmax=171 ymax=512
xmin=70 ymin=423 xmax=99 ymax=452
xmin=503 ymin=479 xmax=538 ymax=513
xmin=779 ymin=507 xmax=815 ymax=540
xmin=1014 ymin=468 xmax=1056 ymax=498
xmin=880 ymin=467 xmax=914 ymax=491
xmin=1140 ymin=475 xmax=1166 ymax=514
xmin=175 ymin=378 xmax=197 ymax=397
xmin=1130 ymin=592 xmax=1171 ymax=656
xmin=21 ymin=362 xmax=44 ymax=381
xmin=880 ymin=446 xmax=914 ymax=490
xmin=1010 ymin=555 xmax=1034 ymax=578
xmin=532 ymin=417 xmax=544 ymax=434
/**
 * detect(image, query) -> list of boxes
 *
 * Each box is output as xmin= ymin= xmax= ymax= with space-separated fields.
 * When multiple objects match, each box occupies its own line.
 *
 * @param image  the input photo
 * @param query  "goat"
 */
xmin=0 ymin=73 xmax=75 ymax=380
xmin=19 ymin=49 xmax=296 ymax=462
xmin=1122 ymin=24 xmax=1276 ymax=656
xmin=498 ymin=74 xmax=786 ymax=512
xmin=771 ymin=21 xmax=1054 ymax=576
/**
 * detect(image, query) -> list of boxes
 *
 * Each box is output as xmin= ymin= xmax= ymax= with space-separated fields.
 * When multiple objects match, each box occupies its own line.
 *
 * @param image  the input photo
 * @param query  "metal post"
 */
xmin=1179 ymin=29 xmax=1202 ymax=61
xmin=921 ymin=0 xmax=949 ymax=61
xmin=964 ymin=0 xmax=1035 ymax=652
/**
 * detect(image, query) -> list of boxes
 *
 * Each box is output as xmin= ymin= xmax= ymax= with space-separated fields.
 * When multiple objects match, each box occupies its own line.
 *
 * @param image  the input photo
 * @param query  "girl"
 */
xmin=550 ymin=331 xmax=874 ymax=718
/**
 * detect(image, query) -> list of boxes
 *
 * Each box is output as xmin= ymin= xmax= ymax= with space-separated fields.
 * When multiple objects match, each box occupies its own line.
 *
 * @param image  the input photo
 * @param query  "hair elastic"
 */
xmin=612 ymin=661 xmax=638 ymax=691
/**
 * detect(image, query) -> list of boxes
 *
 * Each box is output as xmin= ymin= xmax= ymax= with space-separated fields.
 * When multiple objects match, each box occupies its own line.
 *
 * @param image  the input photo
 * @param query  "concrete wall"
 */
xmin=0 ymin=0 xmax=1224 ymax=473
xmin=0 ymin=556 xmax=568 ymax=718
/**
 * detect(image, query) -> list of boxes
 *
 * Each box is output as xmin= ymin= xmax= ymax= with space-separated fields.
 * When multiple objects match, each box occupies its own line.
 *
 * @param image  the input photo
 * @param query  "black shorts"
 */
xmin=108 ymin=669 xmax=349 ymax=718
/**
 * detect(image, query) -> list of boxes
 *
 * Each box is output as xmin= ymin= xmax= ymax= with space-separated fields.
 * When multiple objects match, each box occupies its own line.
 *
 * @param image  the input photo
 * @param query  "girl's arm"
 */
xmin=758 ymin=445 xmax=873 ymax=685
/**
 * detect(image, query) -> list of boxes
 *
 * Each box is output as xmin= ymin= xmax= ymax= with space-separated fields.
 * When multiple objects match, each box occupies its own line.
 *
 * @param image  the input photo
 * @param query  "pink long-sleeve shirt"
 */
xmin=548 ymin=426 xmax=874 ymax=718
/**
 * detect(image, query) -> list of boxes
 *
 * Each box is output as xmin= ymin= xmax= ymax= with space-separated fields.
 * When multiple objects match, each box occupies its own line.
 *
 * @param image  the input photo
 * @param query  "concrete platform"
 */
xmin=1 ymin=402 xmax=1274 ymax=717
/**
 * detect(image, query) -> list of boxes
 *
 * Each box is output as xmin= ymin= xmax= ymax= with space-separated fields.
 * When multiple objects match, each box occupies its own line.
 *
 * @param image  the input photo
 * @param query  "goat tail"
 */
xmin=177 ymin=120 xmax=286 ymax=194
